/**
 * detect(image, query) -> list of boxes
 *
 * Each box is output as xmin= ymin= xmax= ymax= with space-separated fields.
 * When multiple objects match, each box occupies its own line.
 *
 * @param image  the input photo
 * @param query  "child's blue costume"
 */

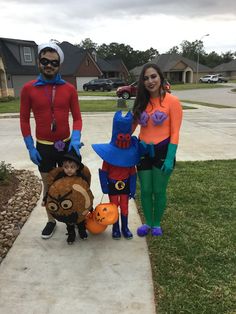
xmin=92 ymin=111 xmax=140 ymax=239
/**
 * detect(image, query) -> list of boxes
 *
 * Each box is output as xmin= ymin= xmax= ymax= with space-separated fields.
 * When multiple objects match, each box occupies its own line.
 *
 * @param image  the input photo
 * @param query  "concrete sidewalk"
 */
xmin=0 ymin=107 xmax=235 ymax=314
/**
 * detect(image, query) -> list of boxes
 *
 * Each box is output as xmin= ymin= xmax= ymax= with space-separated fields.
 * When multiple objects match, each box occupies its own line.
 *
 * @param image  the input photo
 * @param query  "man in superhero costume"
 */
xmin=92 ymin=111 xmax=140 ymax=239
xmin=20 ymin=42 xmax=82 ymax=239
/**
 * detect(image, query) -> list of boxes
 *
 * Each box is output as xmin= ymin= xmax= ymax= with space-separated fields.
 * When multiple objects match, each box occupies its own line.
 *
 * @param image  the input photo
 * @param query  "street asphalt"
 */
xmin=0 ymin=85 xmax=235 ymax=314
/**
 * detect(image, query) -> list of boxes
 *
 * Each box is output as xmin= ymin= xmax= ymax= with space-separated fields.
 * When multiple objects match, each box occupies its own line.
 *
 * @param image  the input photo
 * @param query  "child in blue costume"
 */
xmin=92 ymin=111 xmax=140 ymax=239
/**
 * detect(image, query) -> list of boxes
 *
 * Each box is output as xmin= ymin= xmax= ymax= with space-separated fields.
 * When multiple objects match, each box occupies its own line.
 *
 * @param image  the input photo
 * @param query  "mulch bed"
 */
xmin=0 ymin=174 xmax=19 ymax=213
xmin=0 ymin=169 xmax=42 ymax=263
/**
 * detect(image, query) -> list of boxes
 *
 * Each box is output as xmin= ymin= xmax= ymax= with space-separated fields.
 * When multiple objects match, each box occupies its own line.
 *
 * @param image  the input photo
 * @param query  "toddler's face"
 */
xmin=63 ymin=161 xmax=78 ymax=177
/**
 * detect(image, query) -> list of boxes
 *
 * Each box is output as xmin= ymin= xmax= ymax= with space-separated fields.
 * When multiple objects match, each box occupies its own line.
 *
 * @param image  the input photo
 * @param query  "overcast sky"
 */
xmin=1 ymin=0 xmax=236 ymax=54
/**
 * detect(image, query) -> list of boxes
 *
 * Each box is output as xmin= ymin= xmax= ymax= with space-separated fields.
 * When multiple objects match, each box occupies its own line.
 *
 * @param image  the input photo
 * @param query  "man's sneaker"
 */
xmin=41 ymin=221 xmax=56 ymax=239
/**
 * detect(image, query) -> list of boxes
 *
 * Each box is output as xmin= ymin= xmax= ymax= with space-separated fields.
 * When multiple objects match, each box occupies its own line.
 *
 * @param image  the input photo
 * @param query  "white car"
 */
xmin=215 ymin=74 xmax=228 ymax=83
xmin=199 ymin=75 xmax=218 ymax=83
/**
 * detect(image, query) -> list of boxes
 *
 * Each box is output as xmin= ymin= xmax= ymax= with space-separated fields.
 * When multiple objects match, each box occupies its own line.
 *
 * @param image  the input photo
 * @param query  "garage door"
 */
xmin=76 ymin=77 xmax=98 ymax=91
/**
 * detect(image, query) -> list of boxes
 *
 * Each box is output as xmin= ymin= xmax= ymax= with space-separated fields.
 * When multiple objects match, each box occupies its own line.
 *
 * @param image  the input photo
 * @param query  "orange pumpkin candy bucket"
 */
xmin=94 ymin=202 xmax=119 ymax=226
xmin=85 ymin=202 xmax=119 ymax=234
xmin=85 ymin=212 xmax=107 ymax=234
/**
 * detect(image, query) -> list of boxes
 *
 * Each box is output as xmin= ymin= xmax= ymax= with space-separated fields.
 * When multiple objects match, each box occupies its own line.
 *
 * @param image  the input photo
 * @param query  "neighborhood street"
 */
xmin=78 ymin=83 xmax=236 ymax=108
xmin=173 ymin=83 xmax=236 ymax=107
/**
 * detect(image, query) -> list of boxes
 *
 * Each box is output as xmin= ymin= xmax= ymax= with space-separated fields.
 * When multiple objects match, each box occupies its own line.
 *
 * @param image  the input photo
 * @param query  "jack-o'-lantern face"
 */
xmin=85 ymin=212 xmax=107 ymax=234
xmin=46 ymin=176 xmax=94 ymax=224
xmin=94 ymin=202 xmax=119 ymax=226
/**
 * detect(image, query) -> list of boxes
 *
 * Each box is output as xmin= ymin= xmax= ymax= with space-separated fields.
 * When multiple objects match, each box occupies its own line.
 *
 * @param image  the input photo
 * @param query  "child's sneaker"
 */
xmin=41 ymin=221 xmax=56 ymax=239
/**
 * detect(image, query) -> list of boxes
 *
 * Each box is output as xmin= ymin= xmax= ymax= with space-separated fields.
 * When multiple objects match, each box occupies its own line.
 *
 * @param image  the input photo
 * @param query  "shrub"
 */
xmin=0 ymin=161 xmax=13 ymax=183
xmin=0 ymin=96 xmax=15 ymax=103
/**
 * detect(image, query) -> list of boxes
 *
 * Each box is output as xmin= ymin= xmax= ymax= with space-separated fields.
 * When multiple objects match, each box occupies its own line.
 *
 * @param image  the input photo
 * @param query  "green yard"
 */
xmin=135 ymin=160 xmax=236 ymax=313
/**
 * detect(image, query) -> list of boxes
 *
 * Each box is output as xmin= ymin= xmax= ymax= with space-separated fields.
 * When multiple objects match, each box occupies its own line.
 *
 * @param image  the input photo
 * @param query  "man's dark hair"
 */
xmin=38 ymin=47 xmax=60 ymax=61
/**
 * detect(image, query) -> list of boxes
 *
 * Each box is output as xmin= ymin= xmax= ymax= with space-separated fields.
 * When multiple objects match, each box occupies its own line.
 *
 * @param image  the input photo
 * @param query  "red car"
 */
xmin=116 ymin=80 xmax=171 ymax=99
xmin=116 ymin=82 xmax=137 ymax=100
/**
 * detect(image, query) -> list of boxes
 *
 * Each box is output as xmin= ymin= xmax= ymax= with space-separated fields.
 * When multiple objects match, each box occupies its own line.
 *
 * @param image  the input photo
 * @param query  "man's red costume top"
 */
xmin=20 ymin=80 xmax=82 ymax=142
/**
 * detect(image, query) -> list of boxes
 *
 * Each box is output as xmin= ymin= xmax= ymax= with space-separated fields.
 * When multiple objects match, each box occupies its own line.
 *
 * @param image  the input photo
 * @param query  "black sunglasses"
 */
xmin=40 ymin=58 xmax=60 ymax=68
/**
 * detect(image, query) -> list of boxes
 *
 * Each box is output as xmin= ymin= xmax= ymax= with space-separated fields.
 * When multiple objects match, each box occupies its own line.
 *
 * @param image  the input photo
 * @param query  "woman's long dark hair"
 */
xmin=132 ymin=63 xmax=166 ymax=121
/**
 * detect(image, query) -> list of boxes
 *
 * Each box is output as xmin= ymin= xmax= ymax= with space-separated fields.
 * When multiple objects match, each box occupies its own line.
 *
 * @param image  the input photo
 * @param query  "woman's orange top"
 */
xmin=134 ymin=93 xmax=183 ymax=145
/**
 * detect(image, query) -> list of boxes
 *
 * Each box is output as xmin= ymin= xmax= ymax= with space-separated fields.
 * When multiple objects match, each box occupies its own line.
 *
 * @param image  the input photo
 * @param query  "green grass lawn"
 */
xmin=135 ymin=159 xmax=236 ymax=314
xmin=0 ymin=98 xmax=194 ymax=113
xmin=0 ymin=82 xmax=234 ymax=113
xmin=0 ymin=99 xmax=20 ymax=113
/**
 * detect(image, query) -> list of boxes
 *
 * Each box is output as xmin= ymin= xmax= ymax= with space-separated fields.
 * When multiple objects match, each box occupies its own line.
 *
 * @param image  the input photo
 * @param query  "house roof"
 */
xmin=85 ymin=48 xmax=128 ymax=74
xmin=0 ymin=37 xmax=38 ymax=75
xmin=59 ymin=41 xmax=89 ymax=75
xmin=106 ymin=56 xmax=129 ymax=74
xmin=96 ymin=56 xmax=118 ymax=72
xmin=213 ymin=59 xmax=236 ymax=72
xmin=130 ymin=53 xmax=212 ymax=76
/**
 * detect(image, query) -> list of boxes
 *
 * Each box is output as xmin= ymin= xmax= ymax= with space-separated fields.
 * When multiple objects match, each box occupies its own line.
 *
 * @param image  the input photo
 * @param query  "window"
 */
xmin=23 ymin=47 xmax=32 ymax=62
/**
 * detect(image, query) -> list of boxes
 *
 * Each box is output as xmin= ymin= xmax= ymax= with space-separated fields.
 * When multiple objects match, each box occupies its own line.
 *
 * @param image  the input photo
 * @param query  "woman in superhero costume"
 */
xmin=132 ymin=63 xmax=183 ymax=236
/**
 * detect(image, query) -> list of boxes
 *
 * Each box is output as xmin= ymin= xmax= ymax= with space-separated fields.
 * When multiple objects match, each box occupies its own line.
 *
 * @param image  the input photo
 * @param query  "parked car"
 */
xmin=215 ymin=74 xmax=228 ymax=83
xmin=83 ymin=79 xmax=113 ymax=91
xmin=109 ymin=78 xmax=126 ymax=88
xmin=116 ymin=82 xmax=138 ymax=99
xmin=199 ymin=75 xmax=218 ymax=83
xmin=116 ymin=80 xmax=171 ymax=99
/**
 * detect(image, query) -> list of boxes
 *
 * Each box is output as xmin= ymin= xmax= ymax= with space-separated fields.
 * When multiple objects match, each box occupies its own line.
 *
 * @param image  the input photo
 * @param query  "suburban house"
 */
xmin=0 ymin=37 xmax=129 ymax=97
xmin=58 ymin=41 xmax=102 ymax=91
xmin=59 ymin=42 xmax=129 ymax=90
xmin=212 ymin=59 xmax=236 ymax=80
xmin=0 ymin=37 xmax=38 ymax=98
xmin=130 ymin=53 xmax=212 ymax=83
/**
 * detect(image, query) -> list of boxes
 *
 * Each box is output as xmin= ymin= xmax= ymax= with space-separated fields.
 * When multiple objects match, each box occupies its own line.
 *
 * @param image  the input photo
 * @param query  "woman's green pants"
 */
xmin=138 ymin=167 xmax=171 ymax=227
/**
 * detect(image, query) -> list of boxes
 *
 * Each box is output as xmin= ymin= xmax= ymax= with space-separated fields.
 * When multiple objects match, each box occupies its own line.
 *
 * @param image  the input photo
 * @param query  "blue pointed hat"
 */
xmin=92 ymin=111 xmax=140 ymax=167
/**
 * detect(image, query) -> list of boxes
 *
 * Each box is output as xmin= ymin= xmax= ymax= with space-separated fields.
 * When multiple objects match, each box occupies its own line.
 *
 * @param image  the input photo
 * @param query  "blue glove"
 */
xmin=98 ymin=169 xmax=109 ymax=194
xmin=129 ymin=173 xmax=137 ymax=199
xmin=161 ymin=143 xmax=177 ymax=174
xmin=24 ymin=135 xmax=42 ymax=166
xmin=68 ymin=130 xmax=82 ymax=156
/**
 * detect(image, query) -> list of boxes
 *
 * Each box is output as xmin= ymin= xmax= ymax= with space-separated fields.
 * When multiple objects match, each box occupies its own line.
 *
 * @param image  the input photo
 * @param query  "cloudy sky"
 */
xmin=1 ymin=0 xmax=236 ymax=54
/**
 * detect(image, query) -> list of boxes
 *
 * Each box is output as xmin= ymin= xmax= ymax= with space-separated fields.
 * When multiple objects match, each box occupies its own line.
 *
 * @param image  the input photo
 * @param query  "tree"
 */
xmin=166 ymin=46 xmax=179 ymax=54
xmin=221 ymin=51 xmax=235 ymax=63
xmin=180 ymin=40 xmax=205 ymax=62
xmin=78 ymin=38 xmax=97 ymax=50
xmin=97 ymin=42 xmax=158 ymax=70
xmin=205 ymin=51 xmax=223 ymax=68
